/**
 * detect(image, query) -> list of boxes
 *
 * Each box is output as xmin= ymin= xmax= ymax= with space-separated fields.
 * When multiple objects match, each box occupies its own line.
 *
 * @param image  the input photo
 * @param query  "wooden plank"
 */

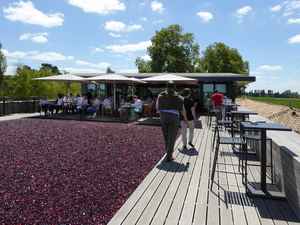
xmin=206 ymin=128 xmax=220 ymax=225
xmin=148 ymin=130 xmax=205 ymax=225
xmin=108 ymin=135 xmax=182 ymax=225
xmin=225 ymin=144 xmax=261 ymax=225
xmin=222 ymin=144 xmax=248 ymax=225
xmin=135 ymin=152 xmax=186 ymax=225
xmin=135 ymin=129 xmax=205 ymax=225
xmin=121 ymin=137 xmax=185 ymax=225
xmin=218 ymin=145 xmax=235 ymax=225
xmin=178 ymin=128 xmax=208 ymax=225
xmin=246 ymin=160 xmax=275 ymax=225
xmin=248 ymin=165 xmax=287 ymax=225
xmin=164 ymin=131 xmax=205 ymax=225
xmin=193 ymin=127 xmax=212 ymax=225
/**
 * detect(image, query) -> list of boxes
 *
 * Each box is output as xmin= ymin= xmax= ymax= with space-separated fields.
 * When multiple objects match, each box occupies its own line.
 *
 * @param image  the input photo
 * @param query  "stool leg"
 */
xmin=211 ymin=141 xmax=220 ymax=190
xmin=212 ymin=125 xmax=217 ymax=149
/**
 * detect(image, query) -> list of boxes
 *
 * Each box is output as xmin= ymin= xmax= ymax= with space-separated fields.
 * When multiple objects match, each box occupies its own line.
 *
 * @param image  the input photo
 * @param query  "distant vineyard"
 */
xmin=247 ymin=96 xmax=300 ymax=109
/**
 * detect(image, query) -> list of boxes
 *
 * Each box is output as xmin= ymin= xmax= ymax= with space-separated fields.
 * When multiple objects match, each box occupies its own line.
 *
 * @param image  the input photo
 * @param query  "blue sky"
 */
xmin=1 ymin=0 xmax=300 ymax=92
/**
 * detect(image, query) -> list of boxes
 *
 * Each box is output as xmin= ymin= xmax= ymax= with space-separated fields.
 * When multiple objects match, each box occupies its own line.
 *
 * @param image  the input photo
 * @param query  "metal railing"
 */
xmin=0 ymin=96 xmax=41 ymax=116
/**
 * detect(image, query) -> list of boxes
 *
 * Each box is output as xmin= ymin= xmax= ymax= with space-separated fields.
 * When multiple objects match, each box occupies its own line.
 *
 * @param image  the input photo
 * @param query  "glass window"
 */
xmin=203 ymin=84 xmax=214 ymax=93
xmin=215 ymin=84 xmax=227 ymax=93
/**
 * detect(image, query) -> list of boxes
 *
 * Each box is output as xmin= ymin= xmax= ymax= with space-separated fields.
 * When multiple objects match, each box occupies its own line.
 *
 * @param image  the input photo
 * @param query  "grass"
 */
xmin=246 ymin=96 xmax=300 ymax=109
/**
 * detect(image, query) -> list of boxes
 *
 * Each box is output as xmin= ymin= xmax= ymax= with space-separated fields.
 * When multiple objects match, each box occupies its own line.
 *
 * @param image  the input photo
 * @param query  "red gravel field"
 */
xmin=0 ymin=119 xmax=165 ymax=225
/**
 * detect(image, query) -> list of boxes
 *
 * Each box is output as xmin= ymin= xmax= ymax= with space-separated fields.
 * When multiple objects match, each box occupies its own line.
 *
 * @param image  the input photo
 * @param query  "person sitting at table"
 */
xmin=103 ymin=96 xmax=113 ymax=115
xmin=74 ymin=94 xmax=83 ymax=112
xmin=132 ymin=95 xmax=143 ymax=117
xmin=39 ymin=97 xmax=49 ymax=116
xmin=86 ymin=97 xmax=101 ymax=118
xmin=52 ymin=93 xmax=63 ymax=114
xmin=211 ymin=90 xmax=224 ymax=120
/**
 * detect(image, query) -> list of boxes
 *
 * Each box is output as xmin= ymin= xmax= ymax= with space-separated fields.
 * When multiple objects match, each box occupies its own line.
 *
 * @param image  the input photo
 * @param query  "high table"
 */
xmin=229 ymin=110 xmax=258 ymax=136
xmin=240 ymin=121 xmax=292 ymax=199
xmin=229 ymin=110 xmax=258 ymax=121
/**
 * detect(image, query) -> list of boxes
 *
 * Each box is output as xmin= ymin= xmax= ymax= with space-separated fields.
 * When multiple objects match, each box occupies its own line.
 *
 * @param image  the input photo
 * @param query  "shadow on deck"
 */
xmin=108 ymin=117 xmax=300 ymax=225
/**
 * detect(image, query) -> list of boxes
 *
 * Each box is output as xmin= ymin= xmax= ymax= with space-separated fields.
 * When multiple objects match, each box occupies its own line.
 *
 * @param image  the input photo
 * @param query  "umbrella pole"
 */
xmin=113 ymin=82 xmax=117 ymax=112
xmin=67 ymin=82 xmax=71 ymax=95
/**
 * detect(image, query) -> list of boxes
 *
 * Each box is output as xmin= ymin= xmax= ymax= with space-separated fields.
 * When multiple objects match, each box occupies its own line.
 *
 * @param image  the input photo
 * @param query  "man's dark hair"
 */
xmin=182 ymin=88 xmax=191 ymax=97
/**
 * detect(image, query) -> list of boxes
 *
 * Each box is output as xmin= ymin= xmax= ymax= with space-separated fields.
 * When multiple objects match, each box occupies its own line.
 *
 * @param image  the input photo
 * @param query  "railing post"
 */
xmin=2 ymin=96 xmax=6 ymax=115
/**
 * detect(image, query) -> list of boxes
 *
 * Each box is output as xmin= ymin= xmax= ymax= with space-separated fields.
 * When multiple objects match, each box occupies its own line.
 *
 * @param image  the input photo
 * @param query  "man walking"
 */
xmin=211 ymin=90 xmax=224 ymax=120
xmin=156 ymin=81 xmax=188 ymax=162
xmin=180 ymin=88 xmax=198 ymax=150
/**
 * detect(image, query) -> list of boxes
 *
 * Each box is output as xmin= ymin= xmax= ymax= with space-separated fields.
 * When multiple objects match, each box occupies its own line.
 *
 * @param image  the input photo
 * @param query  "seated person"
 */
xmin=75 ymin=94 xmax=84 ymax=112
xmin=52 ymin=94 xmax=63 ymax=114
xmin=39 ymin=97 xmax=49 ymax=115
xmin=132 ymin=95 xmax=143 ymax=115
xmin=86 ymin=97 xmax=101 ymax=118
xmin=103 ymin=96 xmax=113 ymax=115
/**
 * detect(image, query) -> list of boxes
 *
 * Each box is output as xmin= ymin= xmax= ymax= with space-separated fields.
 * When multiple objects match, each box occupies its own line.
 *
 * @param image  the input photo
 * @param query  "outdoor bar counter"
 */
xmin=246 ymin=109 xmax=300 ymax=218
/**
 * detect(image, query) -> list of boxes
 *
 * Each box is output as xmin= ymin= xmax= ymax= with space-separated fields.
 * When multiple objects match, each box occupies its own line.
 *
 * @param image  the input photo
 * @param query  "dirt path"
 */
xmin=237 ymin=98 xmax=300 ymax=133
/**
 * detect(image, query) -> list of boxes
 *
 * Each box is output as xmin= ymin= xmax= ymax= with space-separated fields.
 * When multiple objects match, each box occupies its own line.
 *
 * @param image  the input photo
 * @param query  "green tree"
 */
xmin=137 ymin=24 xmax=200 ymax=73
xmin=135 ymin=57 xmax=151 ymax=73
xmin=106 ymin=67 xmax=115 ymax=73
xmin=201 ymin=42 xmax=249 ymax=74
xmin=40 ymin=63 xmax=61 ymax=74
xmin=0 ymin=43 xmax=7 ymax=95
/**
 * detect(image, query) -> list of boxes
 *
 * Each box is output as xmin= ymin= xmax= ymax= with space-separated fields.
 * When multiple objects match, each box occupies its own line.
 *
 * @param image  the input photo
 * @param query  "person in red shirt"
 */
xmin=211 ymin=90 xmax=224 ymax=120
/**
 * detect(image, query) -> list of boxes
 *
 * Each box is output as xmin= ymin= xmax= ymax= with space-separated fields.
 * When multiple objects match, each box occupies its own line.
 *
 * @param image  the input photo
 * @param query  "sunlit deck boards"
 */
xmin=108 ymin=118 xmax=300 ymax=225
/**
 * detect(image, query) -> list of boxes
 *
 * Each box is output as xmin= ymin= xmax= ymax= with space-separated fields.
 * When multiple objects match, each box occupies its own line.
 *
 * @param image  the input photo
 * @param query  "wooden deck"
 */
xmin=108 ymin=117 xmax=300 ymax=225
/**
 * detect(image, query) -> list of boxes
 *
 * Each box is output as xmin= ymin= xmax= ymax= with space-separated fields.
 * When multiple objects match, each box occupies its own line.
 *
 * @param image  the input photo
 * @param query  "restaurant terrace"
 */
xmin=0 ymin=73 xmax=299 ymax=225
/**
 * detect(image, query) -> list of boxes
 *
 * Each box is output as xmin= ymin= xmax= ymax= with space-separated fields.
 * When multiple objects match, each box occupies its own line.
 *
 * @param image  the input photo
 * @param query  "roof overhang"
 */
xmin=73 ymin=73 xmax=256 ymax=83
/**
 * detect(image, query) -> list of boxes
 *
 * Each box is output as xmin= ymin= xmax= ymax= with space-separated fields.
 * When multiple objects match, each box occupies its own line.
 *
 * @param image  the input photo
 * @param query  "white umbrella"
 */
xmin=34 ymin=74 xmax=85 ymax=82
xmin=142 ymin=73 xmax=197 ymax=84
xmin=87 ymin=74 xmax=145 ymax=110
xmin=34 ymin=74 xmax=85 ymax=94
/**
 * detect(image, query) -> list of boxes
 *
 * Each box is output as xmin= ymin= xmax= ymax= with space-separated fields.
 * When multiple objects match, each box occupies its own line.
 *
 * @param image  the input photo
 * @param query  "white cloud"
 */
xmin=118 ymin=68 xmax=138 ymax=73
xmin=4 ymin=65 xmax=18 ymax=75
xmin=104 ymin=21 xmax=142 ymax=33
xmin=236 ymin=5 xmax=253 ymax=17
xmin=282 ymin=0 xmax=300 ymax=16
xmin=270 ymin=4 xmax=282 ymax=12
xmin=141 ymin=54 xmax=151 ymax=61
xmin=288 ymin=34 xmax=300 ymax=43
xmin=68 ymin=0 xmax=125 ymax=15
xmin=236 ymin=5 xmax=253 ymax=22
xmin=3 ymin=1 xmax=64 ymax=28
xmin=92 ymin=48 xmax=104 ymax=53
xmin=153 ymin=19 xmax=164 ymax=25
xmin=287 ymin=17 xmax=300 ymax=24
xmin=3 ymin=49 xmax=74 ymax=62
xmin=76 ymin=60 xmax=110 ymax=69
xmin=197 ymin=11 xmax=214 ymax=23
xmin=109 ymin=33 xmax=122 ymax=38
xmin=19 ymin=32 xmax=48 ymax=43
xmin=106 ymin=41 xmax=151 ymax=53
xmin=151 ymin=1 xmax=164 ymax=13
xmin=257 ymin=65 xmax=283 ymax=71
xmin=63 ymin=67 xmax=105 ymax=73
xmin=272 ymin=1 xmax=300 ymax=17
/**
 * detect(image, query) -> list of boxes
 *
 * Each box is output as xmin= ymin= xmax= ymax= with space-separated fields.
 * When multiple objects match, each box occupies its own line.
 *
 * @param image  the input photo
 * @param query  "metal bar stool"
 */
xmin=211 ymin=123 xmax=245 ymax=189
xmin=240 ymin=131 xmax=274 ymax=186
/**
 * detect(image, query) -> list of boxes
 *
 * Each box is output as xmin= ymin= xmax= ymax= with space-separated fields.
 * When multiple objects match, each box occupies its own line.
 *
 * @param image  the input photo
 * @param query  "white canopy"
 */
xmin=141 ymin=74 xmax=197 ymax=84
xmin=34 ymin=74 xmax=85 ymax=82
xmin=86 ymin=74 xmax=145 ymax=110
xmin=86 ymin=74 xmax=145 ymax=84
